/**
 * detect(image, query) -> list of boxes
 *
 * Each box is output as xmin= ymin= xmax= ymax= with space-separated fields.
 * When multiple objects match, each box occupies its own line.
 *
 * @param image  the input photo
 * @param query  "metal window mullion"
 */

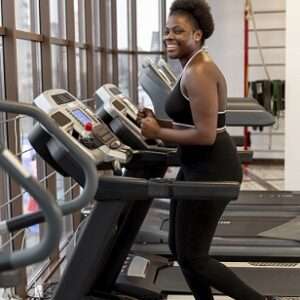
xmin=161 ymin=0 xmax=167 ymax=61
xmin=111 ymin=0 xmax=118 ymax=84
xmin=66 ymin=0 xmax=77 ymax=95
xmin=39 ymin=0 xmax=60 ymax=264
xmin=2 ymin=0 xmax=27 ymax=296
xmin=65 ymin=0 xmax=78 ymax=230
xmin=39 ymin=0 xmax=52 ymax=90
xmin=129 ymin=0 xmax=138 ymax=104
xmin=100 ymin=0 xmax=108 ymax=84
xmin=85 ymin=0 xmax=94 ymax=98
xmin=30 ymin=0 xmax=41 ymax=98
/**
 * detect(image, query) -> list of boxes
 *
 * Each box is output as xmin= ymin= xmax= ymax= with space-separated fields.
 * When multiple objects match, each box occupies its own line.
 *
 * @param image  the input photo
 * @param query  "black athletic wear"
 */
xmin=165 ymin=77 xmax=264 ymax=300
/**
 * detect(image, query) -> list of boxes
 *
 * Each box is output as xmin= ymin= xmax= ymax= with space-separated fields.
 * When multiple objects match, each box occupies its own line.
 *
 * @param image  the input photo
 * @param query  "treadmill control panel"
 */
xmin=33 ymin=89 xmax=131 ymax=166
xmin=95 ymin=83 xmax=163 ymax=150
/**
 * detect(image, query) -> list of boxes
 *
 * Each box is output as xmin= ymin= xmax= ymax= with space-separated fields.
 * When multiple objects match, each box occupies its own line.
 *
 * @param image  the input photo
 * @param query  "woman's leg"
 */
xmin=170 ymin=169 xmax=214 ymax=299
xmin=175 ymin=197 xmax=264 ymax=300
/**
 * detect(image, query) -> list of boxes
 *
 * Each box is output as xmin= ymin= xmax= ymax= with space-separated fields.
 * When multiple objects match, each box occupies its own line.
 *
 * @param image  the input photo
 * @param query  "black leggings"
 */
xmin=168 ymin=167 xmax=265 ymax=300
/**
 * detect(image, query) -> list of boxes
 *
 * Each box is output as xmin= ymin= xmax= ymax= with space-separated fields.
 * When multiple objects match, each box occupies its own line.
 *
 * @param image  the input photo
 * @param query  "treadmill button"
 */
xmin=110 ymin=140 xmax=121 ymax=149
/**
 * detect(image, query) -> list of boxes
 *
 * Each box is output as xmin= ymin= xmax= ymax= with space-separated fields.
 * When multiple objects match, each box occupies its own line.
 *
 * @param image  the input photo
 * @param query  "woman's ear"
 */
xmin=194 ymin=30 xmax=203 ymax=42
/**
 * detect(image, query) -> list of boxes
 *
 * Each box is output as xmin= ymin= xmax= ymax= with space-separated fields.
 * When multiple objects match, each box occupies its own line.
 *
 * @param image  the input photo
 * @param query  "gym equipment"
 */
xmin=140 ymin=58 xmax=275 ymax=127
xmin=94 ymin=83 xmax=300 ymax=263
xmin=95 ymin=83 xmax=253 ymax=164
xmin=26 ymin=89 xmax=239 ymax=300
xmin=0 ymin=101 xmax=65 ymax=286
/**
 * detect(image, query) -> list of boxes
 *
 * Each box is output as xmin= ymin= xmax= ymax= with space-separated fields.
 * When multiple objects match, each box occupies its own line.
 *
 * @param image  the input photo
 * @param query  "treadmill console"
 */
xmin=95 ymin=84 xmax=163 ymax=150
xmin=32 ymin=89 xmax=131 ymax=168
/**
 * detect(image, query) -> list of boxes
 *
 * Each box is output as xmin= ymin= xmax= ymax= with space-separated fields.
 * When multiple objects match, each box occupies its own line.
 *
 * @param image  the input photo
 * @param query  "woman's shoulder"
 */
xmin=185 ymin=56 xmax=218 ymax=80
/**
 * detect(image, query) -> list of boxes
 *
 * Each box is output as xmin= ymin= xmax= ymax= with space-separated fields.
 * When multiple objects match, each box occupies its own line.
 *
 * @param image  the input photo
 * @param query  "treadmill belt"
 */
xmin=157 ymin=264 xmax=300 ymax=296
xmin=259 ymin=216 xmax=300 ymax=241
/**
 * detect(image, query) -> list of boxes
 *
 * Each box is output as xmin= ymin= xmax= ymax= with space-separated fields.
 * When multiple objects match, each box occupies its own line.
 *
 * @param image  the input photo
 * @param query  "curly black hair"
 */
xmin=169 ymin=0 xmax=214 ymax=41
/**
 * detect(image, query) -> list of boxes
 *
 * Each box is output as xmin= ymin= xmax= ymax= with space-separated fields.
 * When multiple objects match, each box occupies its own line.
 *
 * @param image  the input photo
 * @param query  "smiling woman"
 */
xmin=139 ymin=1 xmax=270 ymax=300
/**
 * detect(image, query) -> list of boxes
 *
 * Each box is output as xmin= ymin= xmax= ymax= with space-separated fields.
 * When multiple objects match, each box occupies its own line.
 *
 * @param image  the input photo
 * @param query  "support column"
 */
xmin=285 ymin=1 xmax=300 ymax=190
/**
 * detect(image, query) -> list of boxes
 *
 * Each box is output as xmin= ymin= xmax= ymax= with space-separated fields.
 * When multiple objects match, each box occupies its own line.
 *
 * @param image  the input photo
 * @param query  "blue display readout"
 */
xmin=71 ymin=109 xmax=92 ymax=125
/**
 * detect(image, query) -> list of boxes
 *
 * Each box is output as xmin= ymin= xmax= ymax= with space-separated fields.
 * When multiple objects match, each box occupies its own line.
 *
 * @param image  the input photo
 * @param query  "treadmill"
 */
xmin=140 ymin=57 xmax=275 ymax=127
xmin=94 ymin=83 xmax=300 ymax=262
xmin=93 ymin=84 xmax=300 ymax=299
xmin=26 ymin=89 xmax=300 ymax=299
xmin=26 ymin=89 xmax=241 ymax=300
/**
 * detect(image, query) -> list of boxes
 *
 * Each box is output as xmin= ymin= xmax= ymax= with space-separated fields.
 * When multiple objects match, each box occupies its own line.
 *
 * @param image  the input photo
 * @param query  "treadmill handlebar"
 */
xmin=0 ymin=145 xmax=62 ymax=271
xmin=0 ymin=101 xmax=98 ymax=216
xmin=8 ymin=177 xmax=240 ymax=242
xmin=96 ymin=176 xmax=240 ymax=201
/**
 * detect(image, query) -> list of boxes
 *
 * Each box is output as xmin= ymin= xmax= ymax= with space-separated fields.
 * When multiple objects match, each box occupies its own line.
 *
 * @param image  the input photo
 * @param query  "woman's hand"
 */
xmin=136 ymin=108 xmax=155 ymax=126
xmin=141 ymin=116 xmax=161 ymax=139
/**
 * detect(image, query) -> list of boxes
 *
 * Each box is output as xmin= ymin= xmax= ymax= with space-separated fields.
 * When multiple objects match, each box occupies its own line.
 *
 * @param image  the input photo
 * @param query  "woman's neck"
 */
xmin=180 ymin=47 xmax=204 ymax=67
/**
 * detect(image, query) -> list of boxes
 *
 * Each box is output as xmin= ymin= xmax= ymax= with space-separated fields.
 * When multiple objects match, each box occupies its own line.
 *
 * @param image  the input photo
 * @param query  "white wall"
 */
xmin=207 ymin=0 xmax=244 ymax=97
xmin=285 ymin=0 xmax=300 ymax=190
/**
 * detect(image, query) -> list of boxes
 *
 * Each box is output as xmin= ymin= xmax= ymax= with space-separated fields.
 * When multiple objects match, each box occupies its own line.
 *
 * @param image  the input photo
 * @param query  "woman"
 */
xmin=139 ymin=0 xmax=273 ymax=299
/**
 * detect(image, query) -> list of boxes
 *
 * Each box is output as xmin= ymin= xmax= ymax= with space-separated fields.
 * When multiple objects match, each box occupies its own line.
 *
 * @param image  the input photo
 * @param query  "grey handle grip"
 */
xmin=0 ymin=145 xmax=62 ymax=271
xmin=0 ymin=101 xmax=98 ymax=216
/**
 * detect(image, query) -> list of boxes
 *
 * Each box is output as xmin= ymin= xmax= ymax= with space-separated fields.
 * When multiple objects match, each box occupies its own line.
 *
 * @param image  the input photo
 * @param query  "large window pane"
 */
xmin=118 ymin=54 xmax=130 ymax=96
xmin=51 ymin=45 xmax=68 ymax=89
xmin=137 ymin=0 xmax=161 ymax=51
xmin=105 ymin=1 xmax=112 ymax=48
xmin=94 ymin=52 xmax=102 ymax=88
xmin=76 ymin=48 xmax=87 ymax=99
xmin=166 ymin=0 xmax=173 ymax=18
xmin=50 ymin=0 xmax=66 ymax=38
xmin=75 ymin=0 xmax=86 ymax=43
xmin=15 ymin=0 xmax=40 ymax=33
xmin=107 ymin=54 xmax=113 ymax=82
xmin=117 ymin=0 xmax=129 ymax=50
xmin=16 ymin=39 xmax=42 ymax=280
xmin=92 ymin=0 xmax=101 ymax=46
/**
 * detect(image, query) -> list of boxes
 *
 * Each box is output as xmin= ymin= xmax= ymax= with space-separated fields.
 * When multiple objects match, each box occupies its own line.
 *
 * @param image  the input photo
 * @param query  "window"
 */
xmin=117 ymin=0 xmax=129 ymax=50
xmin=15 ymin=0 xmax=40 ymax=33
xmin=76 ymin=48 xmax=87 ymax=99
xmin=92 ymin=0 xmax=101 ymax=47
xmin=166 ymin=0 xmax=173 ymax=18
xmin=137 ymin=0 xmax=161 ymax=51
xmin=75 ymin=0 xmax=86 ymax=43
xmin=16 ymin=39 xmax=42 ymax=279
xmin=105 ymin=0 xmax=113 ymax=48
xmin=50 ymin=0 xmax=66 ymax=38
xmin=94 ymin=52 xmax=101 ymax=88
xmin=107 ymin=54 xmax=113 ymax=83
xmin=51 ymin=45 xmax=68 ymax=89
xmin=118 ymin=54 xmax=130 ymax=96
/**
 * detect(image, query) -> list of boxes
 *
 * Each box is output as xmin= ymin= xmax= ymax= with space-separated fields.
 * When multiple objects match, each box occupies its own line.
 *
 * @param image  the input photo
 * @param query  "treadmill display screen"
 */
xmin=52 ymin=93 xmax=75 ymax=105
xmin=109 ymin=87 xmax=122 ymax=95
xmin=71 ymin=109 xmax=92 ymax=125
xmin=112 ymin=100 xmax=125 ymax=112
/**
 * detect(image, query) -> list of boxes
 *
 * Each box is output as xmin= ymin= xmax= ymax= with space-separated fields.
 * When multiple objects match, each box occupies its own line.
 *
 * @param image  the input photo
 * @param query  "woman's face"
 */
xmin=163 ymin=14 xmax=202 ymax=60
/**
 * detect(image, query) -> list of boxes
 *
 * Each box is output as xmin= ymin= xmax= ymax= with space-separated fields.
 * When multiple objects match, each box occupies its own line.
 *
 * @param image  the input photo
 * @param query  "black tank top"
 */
xmin=165 ymin=77 xmax=225 ymax=129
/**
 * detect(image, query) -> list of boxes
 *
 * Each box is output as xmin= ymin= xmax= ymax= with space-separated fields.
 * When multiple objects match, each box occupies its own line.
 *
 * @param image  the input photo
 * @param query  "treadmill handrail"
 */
xmin=0 ymin=145 xmax=62 ymax=271
xmin=0 ymin=101 xmax=98 ymax=218
xmin=96 ymin=176 xmax=240 ymax=201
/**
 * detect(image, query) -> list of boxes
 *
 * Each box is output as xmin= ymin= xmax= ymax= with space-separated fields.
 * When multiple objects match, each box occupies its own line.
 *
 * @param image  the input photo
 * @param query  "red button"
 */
xmin=84 ymin=122 xmax=93 ymax=131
